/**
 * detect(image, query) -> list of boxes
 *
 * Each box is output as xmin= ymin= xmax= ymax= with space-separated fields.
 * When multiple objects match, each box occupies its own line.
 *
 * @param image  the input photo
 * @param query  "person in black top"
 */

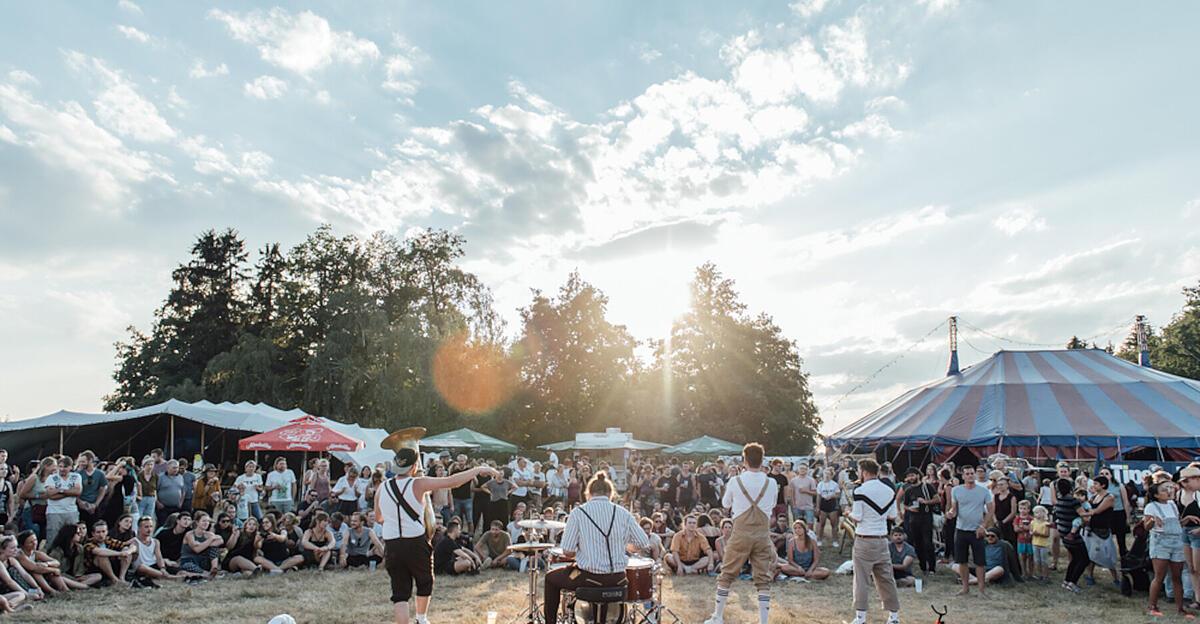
xmin=659 ymin=469 xmax=679 ymax=511
xmin=698 ymin=464 xmax=721 ymax=509
xmin=769 ymin=460 xmax=790 ymax=520
xmin=433 ymin=521 xmax=479 ymax=575
xmin=449 ymin=456 xmax=475 ymax=533
xmin=677 ymin=464 xmax=698 ymax=513
xmin=901 ymin=468 xmax=936 ymax=574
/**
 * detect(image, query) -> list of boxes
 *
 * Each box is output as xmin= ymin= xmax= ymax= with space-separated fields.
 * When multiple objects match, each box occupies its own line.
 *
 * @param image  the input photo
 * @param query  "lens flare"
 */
xmin=432 ymin=332 xmax=518 ymax=415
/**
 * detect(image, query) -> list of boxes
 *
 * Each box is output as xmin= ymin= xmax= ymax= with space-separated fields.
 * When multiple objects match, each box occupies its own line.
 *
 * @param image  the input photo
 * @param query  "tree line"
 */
xmin=105 ymin=226 xmax=822 ymax=453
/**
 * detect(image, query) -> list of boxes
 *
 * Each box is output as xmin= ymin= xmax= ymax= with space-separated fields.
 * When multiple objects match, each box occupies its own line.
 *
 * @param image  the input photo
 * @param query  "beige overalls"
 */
xmin=717 ymin=475 xmax=777 ymax=591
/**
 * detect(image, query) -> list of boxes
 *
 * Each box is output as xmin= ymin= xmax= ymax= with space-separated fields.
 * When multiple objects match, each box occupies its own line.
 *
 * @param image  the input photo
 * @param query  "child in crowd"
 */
xmin=1013 ymin=500 xmax=1034 ymax=579
xmin=1030 ymin=505 xmax=1052 ymax=581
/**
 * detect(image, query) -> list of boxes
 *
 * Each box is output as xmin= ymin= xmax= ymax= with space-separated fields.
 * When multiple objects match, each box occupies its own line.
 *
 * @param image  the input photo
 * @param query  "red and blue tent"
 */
xmin=827 ymin=349 xmax=1200 ymax=462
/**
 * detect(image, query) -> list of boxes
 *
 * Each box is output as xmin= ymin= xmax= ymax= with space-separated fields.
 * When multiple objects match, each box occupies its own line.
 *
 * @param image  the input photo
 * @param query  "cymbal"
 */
xmin=508 ymin=542 xmax=556 ymax=553
xmin=518 ymin=519 xmax=567 ymax=530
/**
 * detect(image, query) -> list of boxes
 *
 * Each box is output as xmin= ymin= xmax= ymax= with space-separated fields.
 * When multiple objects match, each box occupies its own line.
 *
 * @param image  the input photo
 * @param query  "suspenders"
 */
xmin=578 ymin=504 xmax=618 ymax=572
xmin=387 ymin=478 xmax=420 ymax=522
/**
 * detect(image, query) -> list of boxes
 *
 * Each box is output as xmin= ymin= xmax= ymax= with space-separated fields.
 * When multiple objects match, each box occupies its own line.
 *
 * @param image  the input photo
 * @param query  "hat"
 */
xmin=381 ymin=427 xmax=426 ymax=470
xmin=1180 ymin=466 xmax=1200 ymax=480
xmin=203 ymin=463 xmax=217 ymax=472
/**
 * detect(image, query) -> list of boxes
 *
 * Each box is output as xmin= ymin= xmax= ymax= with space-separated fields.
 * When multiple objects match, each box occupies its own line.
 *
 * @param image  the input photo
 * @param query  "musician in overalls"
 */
xmin=543 ymin=471 xmax=649 ymax=622
xmin=375 ymin=427 xmax=499 ymax=624
xmin=704 ymin=443 xmax=777 ymax=624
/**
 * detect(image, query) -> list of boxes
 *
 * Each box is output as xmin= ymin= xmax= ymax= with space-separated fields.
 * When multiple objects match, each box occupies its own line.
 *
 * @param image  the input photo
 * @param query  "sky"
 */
xmin=1 ymin=1 xmax=1198 ymax=433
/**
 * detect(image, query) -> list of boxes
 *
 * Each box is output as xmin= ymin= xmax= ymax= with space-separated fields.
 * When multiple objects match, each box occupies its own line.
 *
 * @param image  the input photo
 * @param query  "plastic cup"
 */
xmin=487 ymin=611 xmax=498 ymax=624
xmin=915 ymin=578 xmax=923 ymax=593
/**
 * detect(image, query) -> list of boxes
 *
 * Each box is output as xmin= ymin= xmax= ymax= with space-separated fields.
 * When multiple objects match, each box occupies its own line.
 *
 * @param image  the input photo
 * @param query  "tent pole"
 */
xmin=169 ymin=415 xmax=175 ymax=459
xmin=58 ymin=427 xmax=64 ymax=455
xmin=1035 ymin=436 xmax=1041 ymax=463
xmin=1075 ymin=437 xmax=1079 ymax=461
xmin=200 ymin=425 xmax=205 ymax=458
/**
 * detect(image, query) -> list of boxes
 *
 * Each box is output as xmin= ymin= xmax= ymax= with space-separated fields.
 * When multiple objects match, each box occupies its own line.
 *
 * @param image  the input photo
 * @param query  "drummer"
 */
xmin=544 ymin=471 xmax=650 ymax=622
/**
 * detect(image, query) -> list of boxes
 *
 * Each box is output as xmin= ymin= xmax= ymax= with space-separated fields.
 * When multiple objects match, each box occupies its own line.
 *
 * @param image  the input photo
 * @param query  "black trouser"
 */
xmin=907 ymin=513 xmax=936 ymax=573
xmin=543 ymin=564 xmax=626 ymax=623
xmin=1111 ymin=512 xmax=1130 ymax=558
xmin=384 ymin=536 xmax=433 ymax=603
xmin=1064 ymin=540 xmax=1090 ymax=585
xmin=942 ymin=516 xmax=957 ymax=559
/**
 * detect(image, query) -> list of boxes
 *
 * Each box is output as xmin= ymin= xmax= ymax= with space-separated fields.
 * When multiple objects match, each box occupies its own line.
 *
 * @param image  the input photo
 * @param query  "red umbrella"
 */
xmin=238 ymin=415 xmax=364 ymax=452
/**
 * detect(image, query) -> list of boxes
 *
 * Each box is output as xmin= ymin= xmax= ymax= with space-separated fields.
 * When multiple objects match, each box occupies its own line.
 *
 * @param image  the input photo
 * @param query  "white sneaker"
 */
xmin=886 ymin=616 xmax=900 ymax=624
xmin=702 ymin=616 xmax=724 ymax=624
xmin=833 ymin=541 xmax=840 ymax=548
xmin=849 ymin=616 xmax=867 ymax=624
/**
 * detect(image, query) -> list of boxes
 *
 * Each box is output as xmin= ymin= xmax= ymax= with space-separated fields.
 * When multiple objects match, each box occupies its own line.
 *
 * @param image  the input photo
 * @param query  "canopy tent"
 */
xmin=0 ymin=399 xmax=393 ymax=468
xmin=238 ymin=416 xmax=365 ymax=453
xmin=422 ymin=428 xmax=517 ymax=454
xmin=539 ymin=428 xmax=667 ymax=452
xmin=827 ymin=349 xmax=1200 ymax=462
xmin=663 ymin=435 xmax=743 ymax=456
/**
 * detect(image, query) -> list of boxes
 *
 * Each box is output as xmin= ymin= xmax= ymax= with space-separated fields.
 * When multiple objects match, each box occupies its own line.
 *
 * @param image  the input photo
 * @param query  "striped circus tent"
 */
xmin=827 ymin=349 xmax=1200 ymax=462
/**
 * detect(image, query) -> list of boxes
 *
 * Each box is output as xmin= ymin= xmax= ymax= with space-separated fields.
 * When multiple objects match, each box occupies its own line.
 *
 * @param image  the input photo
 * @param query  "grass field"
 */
xmin=7 ymin=565 xmax=1158 ymax=624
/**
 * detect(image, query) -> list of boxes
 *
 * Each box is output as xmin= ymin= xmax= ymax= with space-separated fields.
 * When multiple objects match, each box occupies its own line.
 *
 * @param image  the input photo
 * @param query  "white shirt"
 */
xmin=512 ymin=466 xmax=532 ymax=496
xmin=721 ymin=470 xmax=776 ymax=520
xmin=46 ymin=473 xmax=82 ymax=513
xmin=235 ymin=473 xmax=263 ymax=504
xmin=817 ymin=480 xmax=840 ymax=501
xmin=850 ymin=478 xmax=898 ymax=537
xmin=378 ymin=476 xmax=427 ymax=539
xmin=547 ymin=470 xmax=570 ymax=498
xmin=266 ymin=469 xmax=296 ymax=502
xmin=560 ymin=496 xmax=649 ymax=574
xmin=334 ymin=476 xmax=367 ymax=502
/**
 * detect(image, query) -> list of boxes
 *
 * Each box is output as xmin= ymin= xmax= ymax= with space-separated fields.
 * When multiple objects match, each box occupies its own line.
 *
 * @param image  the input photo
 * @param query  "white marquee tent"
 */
xmin=0 ymin=399 xmax=394 ymax=468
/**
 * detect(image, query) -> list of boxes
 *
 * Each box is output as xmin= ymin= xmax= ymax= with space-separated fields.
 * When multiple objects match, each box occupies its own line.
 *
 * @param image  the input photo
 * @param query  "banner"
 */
xmin=1107 ymin=461 xmax=1192 ymax=486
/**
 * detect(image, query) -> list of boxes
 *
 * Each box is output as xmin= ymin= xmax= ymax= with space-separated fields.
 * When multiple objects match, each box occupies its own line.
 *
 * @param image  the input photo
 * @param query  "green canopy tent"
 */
xmin=663 ymin=435 xmax=743 ymax=456
xmin=423 ymin=428 xmax=518 ymax=454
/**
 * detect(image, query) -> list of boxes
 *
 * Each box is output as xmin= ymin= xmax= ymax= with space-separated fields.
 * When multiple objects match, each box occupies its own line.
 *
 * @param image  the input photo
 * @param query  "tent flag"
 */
xmin=663 ymin=435 xmax=742 ymax=456
xmin=827 ymin=349 xmax=1200 ymax=456
xmin=422 ymin=428 xmax=517 ymax=454
xmin=238 ymin=415 xmax=365 ymax=453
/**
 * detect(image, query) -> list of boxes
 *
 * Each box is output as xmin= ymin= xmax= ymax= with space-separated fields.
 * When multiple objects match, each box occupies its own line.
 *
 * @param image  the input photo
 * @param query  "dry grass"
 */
xmin=8 ymin=565 xmax=1156 ymax=624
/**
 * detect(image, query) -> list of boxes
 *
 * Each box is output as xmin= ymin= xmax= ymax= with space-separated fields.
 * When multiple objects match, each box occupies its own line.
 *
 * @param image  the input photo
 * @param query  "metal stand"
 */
xmin=510 ymin=561 xmax=545 ymax=624
xmin=626 ymin=568 xmax=682 ymax=624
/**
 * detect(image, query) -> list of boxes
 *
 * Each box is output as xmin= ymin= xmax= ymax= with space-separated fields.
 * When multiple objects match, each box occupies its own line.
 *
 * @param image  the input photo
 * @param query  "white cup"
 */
xmin=487 ymin=611 xmax=497 ymax=624
xmin=915 ymin=578 xmax=923 ymax=593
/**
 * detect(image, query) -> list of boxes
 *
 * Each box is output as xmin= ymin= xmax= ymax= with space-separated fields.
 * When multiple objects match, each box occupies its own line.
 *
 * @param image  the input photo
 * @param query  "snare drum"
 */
xmin=625 ymin=556 xmax=655 ymax=602
xmin=548 ymin=547 xmax=575 ymax=565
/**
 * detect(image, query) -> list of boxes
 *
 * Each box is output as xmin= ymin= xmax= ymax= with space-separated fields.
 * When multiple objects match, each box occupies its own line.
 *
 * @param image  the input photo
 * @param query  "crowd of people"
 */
xmin=0 ymin=443 xmax=1196 ymax=619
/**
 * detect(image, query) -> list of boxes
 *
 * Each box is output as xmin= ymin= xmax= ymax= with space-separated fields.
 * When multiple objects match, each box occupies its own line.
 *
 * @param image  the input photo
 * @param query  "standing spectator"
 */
xmin=471 ymin=466 xmax=492 ymax=535
xmin=430 ymin=465 xmax=452 ymax=527
xmin=265 ymin=458 xmax=296 ymax=515
xmin=527 ymin=462 xmax=546 ymax=512
xmin=149 ymin=449 xmax=167 ymax=475
xmin=18 ymin=458 xmax=54 ymax=541
xmin=73 ymin=451 xmax=107 ymax=527
xmin=992 ymin=474 xmax=1018 ymax=549
xmin=177 ymin=458 xmax=196 ymax=513
xmin=511 ymin=457 xmax=532 ymax=509
xmin=1030 ymin=505 xmax=1052 ymax=580
xmin=1013 ymin=499 xmax=1035 ymax=579
xmin=1145 ymin=481 xmax=1191 ymax=617
xmin=546 ymin=463 xmax=569 ymax=511
xmin=44 ymin=456 xmax=82 ymax=548
xmin=331 ymin=467 xmax=366 ymax=517
xmin=0 ymin=465 xmax=14 ymax=528
xmin=234 ymin=460 xmax=264 ymax=520
xmin=946 ymin=465 xmax=994 ymax=597
xmin=790 ymin=464 xmax=817 ymax=525
xmin=677 ymin=463 xmax=698 ymax=514
xmin=136 ymin=459 xmax=158 ymax=522
xmin=768 ymin=460 xmax=789 ymax=521
xmin=156 ymin=461 xmax=186 ymax=526
xmin=815 ymin=467 xmax=841 ymax=549
xmin=305 ymin=459 xmax=332 ymax=508
xmin=1053 ymin=479 xmax=1087 ymax=593
xmin=699 ymin=463 xmax=723 ymax=511
xmin=901 ymin=467 xmax=937 ymax=574
xmin=101 ymin=459 xmax=137 ymax=528
xmin=1049 ymin=461 xmax=1073 ymax=570
xmin=485 ymin=469 xmax=516 ymax=530
xmin=192 ymin=464 xmax=221 ymax=515
xmin=450 ymin=455 xmax=477 ymax=532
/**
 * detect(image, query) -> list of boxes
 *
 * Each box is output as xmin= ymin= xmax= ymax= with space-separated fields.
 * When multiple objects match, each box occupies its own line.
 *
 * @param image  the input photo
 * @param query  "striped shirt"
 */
xmin=560 ymin=496 xmax=649 ymax=574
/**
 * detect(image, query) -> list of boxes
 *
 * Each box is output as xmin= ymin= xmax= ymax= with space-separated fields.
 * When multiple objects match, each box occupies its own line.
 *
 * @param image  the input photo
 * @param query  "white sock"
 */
xmin=757 ymin=591 xmax=770 ymax=624
xmin=713 ymin=585 xmax=730 ymax=618
xmin=852 ymin=610 xmax=867 ymax=624
xmin=888 ymin=611 xmax=900 ymax=622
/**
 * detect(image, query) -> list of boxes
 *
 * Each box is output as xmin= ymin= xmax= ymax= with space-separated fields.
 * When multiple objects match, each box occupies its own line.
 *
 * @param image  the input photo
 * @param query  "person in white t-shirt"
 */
xmin=44 ymin=456 xmax=83 ymax=548
xmin=233 ymin=460 xmax=264 ymax=520
xmin=265 ymin=458 xmax=297 ymax=515
xmin=332 ymin=468 xmax=367 ymax=516
xmin=511 ymin=458 xmax=532 ymax=507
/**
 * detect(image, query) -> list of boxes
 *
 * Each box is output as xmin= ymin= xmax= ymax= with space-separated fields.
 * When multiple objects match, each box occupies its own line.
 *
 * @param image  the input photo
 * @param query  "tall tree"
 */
xmin=507 ymin=272 xmax=638 ymax=446
xmin=650 ymin=262 xmax=821 ymax=453
xmin=1066 ymin=336 xmax=1089 ymax=350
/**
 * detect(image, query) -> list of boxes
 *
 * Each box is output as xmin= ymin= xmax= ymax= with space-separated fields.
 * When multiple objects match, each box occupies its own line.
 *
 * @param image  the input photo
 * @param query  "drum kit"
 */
xmin=507 ymin=520 xmax=682 ymax=624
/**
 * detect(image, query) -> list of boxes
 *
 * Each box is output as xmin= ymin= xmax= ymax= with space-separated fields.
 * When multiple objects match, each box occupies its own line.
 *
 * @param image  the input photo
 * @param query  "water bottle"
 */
xmin=369 ymin=560 xmax=377 ymax=572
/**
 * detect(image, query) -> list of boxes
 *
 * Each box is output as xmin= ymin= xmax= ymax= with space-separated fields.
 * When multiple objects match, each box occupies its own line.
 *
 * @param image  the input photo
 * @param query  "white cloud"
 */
xmin=0 ymin=80 xmax=168 ymax=210
xmin=7 ymin=70 xmax=38 ymax=86
xmin=632 ymin=42 xmax=662 ymax=64
xmin=46 ymin=289 xmax=131 ymax=341
xmin=116 ymin=25 xmax=150 ymax=44
xmin=64 ymin=51 xmax=176 ymax=143
xmin=0 ymin=124 xmax=17 ymax=144
xmin=209 ymin=8 xmax=381 ymax=76
xmin=243 ymin=75 xmax=288 ymax=100
xmin=179 ymin=135 xmax=272 ymax=180
xmin=992 ymin=205 xmax=1048 ymax=236
xmin=189 ymin=60 xmax=229 ymax=79
xmin=165 ymin=86 xmax=186 ymax=111
xmin=835 ymin=113 xmax=901 ymax=140
xmin=117 ymin=0 xmax=142 ymax=15
xmin=917 ymin=0 xmax=959 ymax=15
xmin=790 ymin=0 xmax=831 ymax=19
xmin=787 ymin=205 xmax=951 ymax=266
xmin=1185 ymin=198 xmax=1200 ymax=218
xmin=314 ymin=90 xmax=331 ymax=105
xmin=382 ymin=55 xmax=417 ymax=98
